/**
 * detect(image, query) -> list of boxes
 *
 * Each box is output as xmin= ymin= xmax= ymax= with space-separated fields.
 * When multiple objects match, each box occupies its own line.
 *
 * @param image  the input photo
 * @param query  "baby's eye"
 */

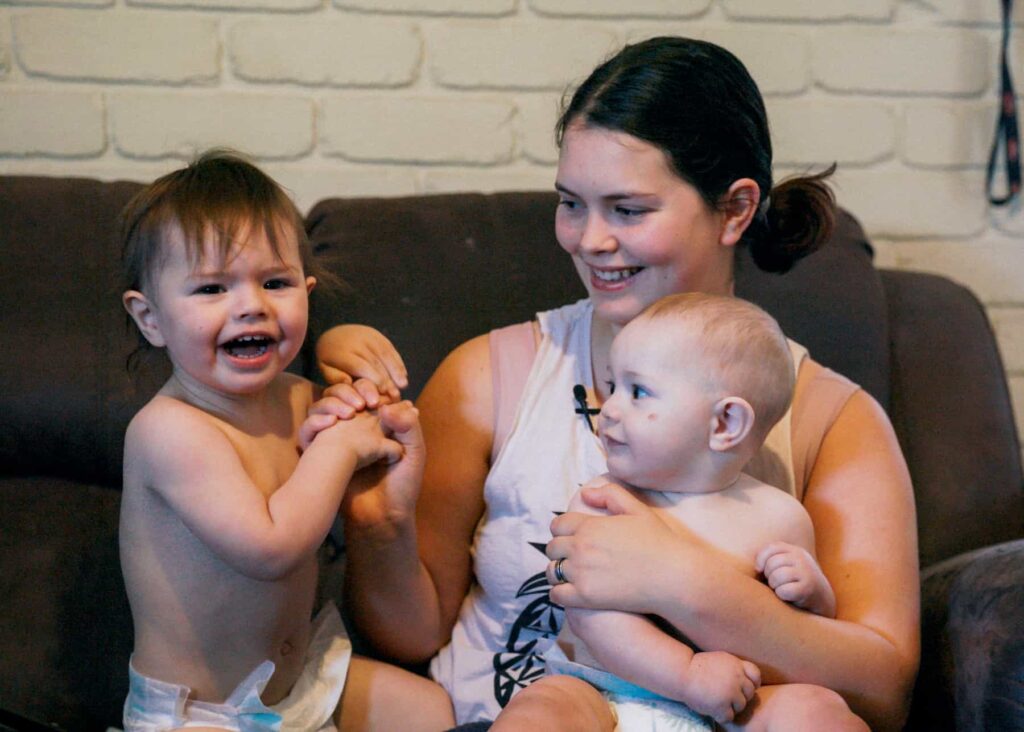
xmin=263 ymin=278 xmax=291 ymax=290
xmin=631 ymin=384 xmax=650 ymax=399
xmin=193 ymin=284 xmax=224 ymax=295
xmin=605 ymin=380 xmax=616 ymax=395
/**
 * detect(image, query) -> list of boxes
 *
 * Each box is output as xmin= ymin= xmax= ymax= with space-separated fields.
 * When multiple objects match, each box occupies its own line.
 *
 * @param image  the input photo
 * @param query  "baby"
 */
xmin=118 ymin=151 xmax=452 ymax=731
xmin=497 ymin=292 xmax=864 ymax=731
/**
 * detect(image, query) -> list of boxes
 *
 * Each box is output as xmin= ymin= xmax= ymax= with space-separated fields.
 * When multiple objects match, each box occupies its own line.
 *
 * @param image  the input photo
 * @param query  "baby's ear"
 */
xmin=708 ymin=396 xmax=755 ymax=452
xmin=123 ymin=290 xmax=165 ymax=347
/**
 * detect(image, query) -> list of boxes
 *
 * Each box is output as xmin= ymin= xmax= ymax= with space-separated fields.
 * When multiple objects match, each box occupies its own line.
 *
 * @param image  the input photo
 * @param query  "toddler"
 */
xmin=118 ymin=151 xmax=453 ymax=731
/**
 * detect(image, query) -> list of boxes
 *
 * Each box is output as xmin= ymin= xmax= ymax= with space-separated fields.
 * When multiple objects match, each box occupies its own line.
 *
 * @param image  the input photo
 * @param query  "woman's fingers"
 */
xmin=578 ymin=482 xmax=650 ymax=516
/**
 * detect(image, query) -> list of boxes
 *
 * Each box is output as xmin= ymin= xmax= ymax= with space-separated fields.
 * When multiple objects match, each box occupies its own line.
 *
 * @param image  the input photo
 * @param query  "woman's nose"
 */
xmin=579 ymin=215 xmax=617 ymax=254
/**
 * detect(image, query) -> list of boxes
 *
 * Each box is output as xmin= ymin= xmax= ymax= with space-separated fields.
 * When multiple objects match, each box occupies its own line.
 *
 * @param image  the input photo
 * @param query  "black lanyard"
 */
xmin=987 ymin=0 xmax=1021 ymax=205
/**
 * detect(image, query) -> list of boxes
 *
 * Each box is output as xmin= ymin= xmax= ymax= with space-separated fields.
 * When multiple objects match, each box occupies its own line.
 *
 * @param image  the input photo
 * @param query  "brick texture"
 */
xmin=0 ymin=89 xmax=105 ymax=156
xmin=320 ymin=95 xmax=515 ymax=164
xmin=229 ymin=18 xmax=420 ymax=86
xmin=530 ymin=0 xmax=710 ymax=18
xmin=110 ymin=92 xmax=313 ymax=159
xmin=429 ymin=22 xmax=617 ymax=90
xmin=13 ymin=11 xmax=219 ymax=83
xmin=814 ymin=29 xmax=990 ymax=95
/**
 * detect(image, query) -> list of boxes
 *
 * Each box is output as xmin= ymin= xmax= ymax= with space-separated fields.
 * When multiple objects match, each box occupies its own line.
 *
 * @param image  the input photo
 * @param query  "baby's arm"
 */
xmin=568 ymin=607 xmax=760 ymax=724
xmin=753 ymin=491 xmax=836 ymax=618
xmin=128 ymin=396 xmax=409 ymax=580
xmin=563 ymin=481 xmax=760 ymax=723
xmin=756 ymin=541 xmax=836 ymax=618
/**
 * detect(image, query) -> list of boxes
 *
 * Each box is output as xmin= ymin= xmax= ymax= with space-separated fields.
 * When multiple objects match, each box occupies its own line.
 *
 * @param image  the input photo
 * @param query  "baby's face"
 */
xmin=598 ymin=317 xmax=713 ymax=492
xmin=143 ymin=221 xmax=314 ymax=397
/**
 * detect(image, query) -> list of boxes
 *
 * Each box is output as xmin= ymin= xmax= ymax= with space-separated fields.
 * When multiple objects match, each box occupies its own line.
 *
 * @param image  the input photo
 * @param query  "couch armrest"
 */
xmin=908 ymin=539 xmax=1024 ymax=731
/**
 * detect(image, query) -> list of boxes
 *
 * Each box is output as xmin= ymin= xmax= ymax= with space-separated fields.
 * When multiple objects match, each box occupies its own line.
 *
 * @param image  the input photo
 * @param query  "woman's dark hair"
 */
xmin=556 ymin=36 xmax=835 ymax=274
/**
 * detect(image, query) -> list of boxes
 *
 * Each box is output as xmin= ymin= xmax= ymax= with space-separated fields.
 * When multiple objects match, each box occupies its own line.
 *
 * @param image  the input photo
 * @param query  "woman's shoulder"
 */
xmin=791 ymin=356 xmax=864 ymax=491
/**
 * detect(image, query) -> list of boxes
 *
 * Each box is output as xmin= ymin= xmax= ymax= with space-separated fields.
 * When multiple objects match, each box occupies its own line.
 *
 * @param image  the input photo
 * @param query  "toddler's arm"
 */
xmin=316 ymin=324 xmax=408 ymax=400
xmin=127 ymin=397 xmax=412 ymax=580
xmin=756 ymin=541 xmax=836 ymax=618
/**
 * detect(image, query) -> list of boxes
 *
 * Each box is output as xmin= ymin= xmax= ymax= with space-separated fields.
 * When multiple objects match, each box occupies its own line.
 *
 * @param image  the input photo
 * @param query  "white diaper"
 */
xmin=547 ymin=657 xmax=712 ymax=732
xmin=123 ymin=603 xmax=352 ymax=732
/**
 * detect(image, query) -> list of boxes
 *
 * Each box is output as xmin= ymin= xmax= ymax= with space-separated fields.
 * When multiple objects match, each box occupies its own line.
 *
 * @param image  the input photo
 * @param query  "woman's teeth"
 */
xmin=593 ymin=267 xmax=643 ymax=282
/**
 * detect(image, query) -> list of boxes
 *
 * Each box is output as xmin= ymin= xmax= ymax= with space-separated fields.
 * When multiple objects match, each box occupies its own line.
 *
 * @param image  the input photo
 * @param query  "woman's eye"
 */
xmin=558 ymin=198 xmax=580 ymax=211
xmin=631 ymin=384 xmax=649 ymax=399
xmin=616 ymin=206 xmax=645 ymax=218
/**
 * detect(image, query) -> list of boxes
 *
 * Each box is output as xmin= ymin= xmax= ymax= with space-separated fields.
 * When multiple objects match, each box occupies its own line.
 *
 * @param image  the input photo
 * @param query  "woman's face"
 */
xmin=555 ymin=123 xmax=736 ymax=330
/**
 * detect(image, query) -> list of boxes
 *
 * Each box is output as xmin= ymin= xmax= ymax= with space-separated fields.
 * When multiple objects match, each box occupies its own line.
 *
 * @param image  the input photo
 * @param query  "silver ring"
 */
xmin=553 ymin=557 xmax=568 ymax=585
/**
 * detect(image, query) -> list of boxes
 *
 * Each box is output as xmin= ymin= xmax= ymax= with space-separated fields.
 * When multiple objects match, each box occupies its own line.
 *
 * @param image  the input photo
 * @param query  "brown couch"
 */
xmin=1 ymin=175 xmax=1021 ymax=731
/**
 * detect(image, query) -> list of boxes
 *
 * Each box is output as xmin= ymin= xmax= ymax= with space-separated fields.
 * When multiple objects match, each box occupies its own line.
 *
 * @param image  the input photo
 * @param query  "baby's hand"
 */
xmin=316 ymin=324 xmax=408 ymax=401
xmin=299 ymin=379 xmax=391 ymax=452
xmin=756 ymin=541 xmax=837 ymax=618
xmin=684 ymin=651 xmax=761 ymax=724
xmin=316 ymin=409 xmax=403 ymax=470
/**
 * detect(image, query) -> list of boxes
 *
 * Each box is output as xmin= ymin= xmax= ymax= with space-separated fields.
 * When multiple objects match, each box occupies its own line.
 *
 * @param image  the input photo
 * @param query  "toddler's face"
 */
xmin=138 ymin=220 xmax=315 ymax=397
xmin=598 ymin=317 xmax=713 ymax=492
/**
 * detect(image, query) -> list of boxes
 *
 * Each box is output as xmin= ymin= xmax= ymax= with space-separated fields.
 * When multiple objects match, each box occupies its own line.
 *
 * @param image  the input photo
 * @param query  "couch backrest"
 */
xmin=0 ymin=176 xmax=158 ymax=488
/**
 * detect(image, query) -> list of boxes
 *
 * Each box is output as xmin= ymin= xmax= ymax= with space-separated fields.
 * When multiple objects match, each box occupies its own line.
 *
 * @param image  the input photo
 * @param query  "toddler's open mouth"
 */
xmin=222 ymin=335 xmax=274 ymax=359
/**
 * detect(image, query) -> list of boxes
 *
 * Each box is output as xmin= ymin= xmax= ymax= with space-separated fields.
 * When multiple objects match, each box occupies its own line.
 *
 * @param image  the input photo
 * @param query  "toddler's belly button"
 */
xmin=279 ymin=640 xmax=294 ymax=656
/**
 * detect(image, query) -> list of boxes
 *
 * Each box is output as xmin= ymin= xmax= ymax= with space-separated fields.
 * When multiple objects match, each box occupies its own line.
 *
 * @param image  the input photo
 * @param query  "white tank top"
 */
xmin=428 ymin=299 xmax=805 ymax=724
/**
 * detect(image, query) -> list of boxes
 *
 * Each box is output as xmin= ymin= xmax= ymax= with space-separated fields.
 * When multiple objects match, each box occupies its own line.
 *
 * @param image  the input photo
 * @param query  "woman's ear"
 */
xmin=719 ymin=178 xmax=761 ymax=247
xmin=708 ymin=396 xmax=755 ymax=452
xmin=123 ymin=290 xmax=165 ymax=347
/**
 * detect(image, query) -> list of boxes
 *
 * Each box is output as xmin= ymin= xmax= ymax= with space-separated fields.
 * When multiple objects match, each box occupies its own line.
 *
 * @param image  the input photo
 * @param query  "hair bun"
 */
xmin=750 ymin=164 xmax=837 ymax=274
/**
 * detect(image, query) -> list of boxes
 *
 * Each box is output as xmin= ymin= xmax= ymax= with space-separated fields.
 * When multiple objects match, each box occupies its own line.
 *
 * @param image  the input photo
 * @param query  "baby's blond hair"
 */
xmin=639 ymin=293 xmax=795 ymax=442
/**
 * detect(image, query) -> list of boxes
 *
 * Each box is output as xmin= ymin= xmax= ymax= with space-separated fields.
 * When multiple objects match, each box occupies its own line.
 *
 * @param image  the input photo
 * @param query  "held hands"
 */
xmin=299 ymin=379 xmax=393 ymax=452
xmin=316 ymin=324 xmax=408 ymax=402
xmin=683 ymin=651 xmax=761 ymax=724
xmin=756 ymin=541 xmax=837 ymax=618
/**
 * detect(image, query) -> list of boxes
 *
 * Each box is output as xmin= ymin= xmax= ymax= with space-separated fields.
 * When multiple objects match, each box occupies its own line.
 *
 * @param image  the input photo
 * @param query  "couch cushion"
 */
xmin=0 ymin=476 xmax=130 ymax=729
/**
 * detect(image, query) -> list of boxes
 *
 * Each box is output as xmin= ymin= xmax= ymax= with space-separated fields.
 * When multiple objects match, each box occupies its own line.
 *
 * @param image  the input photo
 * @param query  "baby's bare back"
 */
xmin=120 ymin=376 xmax=321 ymax=705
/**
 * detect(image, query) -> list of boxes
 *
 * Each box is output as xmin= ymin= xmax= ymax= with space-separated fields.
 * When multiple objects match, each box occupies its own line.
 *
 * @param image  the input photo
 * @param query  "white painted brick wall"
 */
xmin=13 ymin=11 xmax=219 ymax=83
xmin=0 ymin=89 xmax=105 ymax=156
xmin=1 ymin=0 xmax=1022 ymax=437
xmin=229 ymin=18 xmax=421 ymax=87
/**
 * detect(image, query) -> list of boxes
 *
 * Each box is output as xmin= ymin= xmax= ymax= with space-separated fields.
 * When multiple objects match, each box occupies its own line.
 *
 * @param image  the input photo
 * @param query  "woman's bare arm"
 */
xmin=343 ymin=334 xmax=495 ymax=662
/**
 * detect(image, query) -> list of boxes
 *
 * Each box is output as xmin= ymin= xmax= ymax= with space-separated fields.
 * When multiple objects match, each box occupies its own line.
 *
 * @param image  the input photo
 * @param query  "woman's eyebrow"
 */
xmin=555 ymin=182 xmax=656 ymax=201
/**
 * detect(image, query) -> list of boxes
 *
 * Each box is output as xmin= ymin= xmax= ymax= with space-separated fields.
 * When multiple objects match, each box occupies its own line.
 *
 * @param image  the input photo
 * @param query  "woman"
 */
xmin=318 ymin=37 xmax=919 ymax=731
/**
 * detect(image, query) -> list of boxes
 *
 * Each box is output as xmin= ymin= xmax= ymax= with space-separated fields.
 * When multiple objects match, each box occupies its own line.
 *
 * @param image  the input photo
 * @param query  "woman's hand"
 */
xmin=316 ymin=324 xmax=409 ymax=401
xmin=342 ymin=400 xmax=426 ymax=538
xmin=546 ymin=480 xmax=697 ymax=615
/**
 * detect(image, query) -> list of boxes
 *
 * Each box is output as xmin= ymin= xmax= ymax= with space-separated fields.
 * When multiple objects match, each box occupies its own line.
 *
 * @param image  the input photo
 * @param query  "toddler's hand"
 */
xmin=316 ymin=324 xmax=408 ymax=401
xmin=756 ymin=541 xmax=836 ymax=618
xmin=684 ymin=651 xmax=761 ymax=724
xmin=316 ymin=409 xmax=403 ymax=470
xmin=299 ymin=379 xmax=392 ymax=451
